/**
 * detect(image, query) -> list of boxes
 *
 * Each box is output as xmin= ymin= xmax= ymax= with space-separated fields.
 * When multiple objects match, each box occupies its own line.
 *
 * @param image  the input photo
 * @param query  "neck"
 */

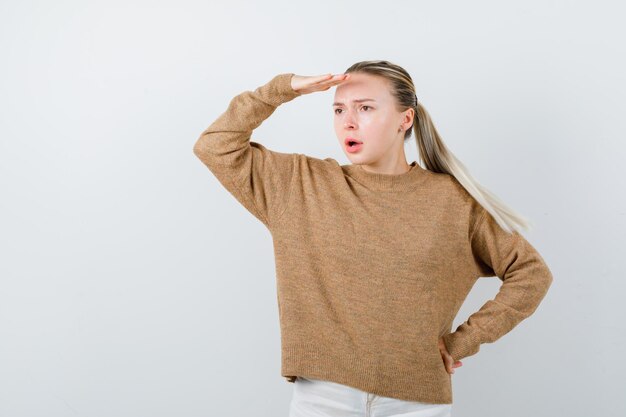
xmin=343 ymin=160 xmax=428 ymax=192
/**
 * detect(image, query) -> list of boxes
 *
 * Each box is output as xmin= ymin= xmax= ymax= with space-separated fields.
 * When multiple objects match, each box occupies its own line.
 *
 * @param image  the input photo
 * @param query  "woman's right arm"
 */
xmin=193 ymin=73 xmax=302 ymax=230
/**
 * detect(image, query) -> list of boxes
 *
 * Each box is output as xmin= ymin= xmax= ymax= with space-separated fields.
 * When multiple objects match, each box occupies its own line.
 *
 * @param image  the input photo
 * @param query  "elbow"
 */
xmin=193 ymin=134 xmax=223 ymax=170
xmin=536 ymin=265 xmax=553 ymax=300
xmin=531 ymin=251 xmax=554 ymax=296
xmin=193 ymin=136 xmax=203 ymax=157
xmin=193 ymin=134 xmax=210 ymax=160
xmin=544 ymin=268 xmax=554 ymax=293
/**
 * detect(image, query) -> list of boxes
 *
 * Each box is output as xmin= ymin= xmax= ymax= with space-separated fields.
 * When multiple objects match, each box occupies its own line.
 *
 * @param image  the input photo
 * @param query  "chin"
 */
xmin=345 ymin=155 xmax=364 ymax=164
xmin=348 ymin=152 xmax=372 ymax=161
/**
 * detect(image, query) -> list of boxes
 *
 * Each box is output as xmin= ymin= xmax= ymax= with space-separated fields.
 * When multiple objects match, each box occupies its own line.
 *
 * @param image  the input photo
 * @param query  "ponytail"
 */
xmin=345 ymin=59 xmax=531 ymax=234
xmin=412 ymin=102 xmax=531 ymax=234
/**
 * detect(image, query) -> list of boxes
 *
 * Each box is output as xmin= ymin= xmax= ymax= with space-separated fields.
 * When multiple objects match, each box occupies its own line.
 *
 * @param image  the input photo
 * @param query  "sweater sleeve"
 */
xmin=193 ymin=73 xmax=302 ymax=229
xmin=441 ymin=206 xmax=554 ymax=361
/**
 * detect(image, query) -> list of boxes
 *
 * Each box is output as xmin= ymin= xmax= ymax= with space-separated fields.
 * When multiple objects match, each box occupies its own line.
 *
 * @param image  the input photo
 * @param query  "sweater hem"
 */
xmin=280 ymin=342 xmax=453 ymax=404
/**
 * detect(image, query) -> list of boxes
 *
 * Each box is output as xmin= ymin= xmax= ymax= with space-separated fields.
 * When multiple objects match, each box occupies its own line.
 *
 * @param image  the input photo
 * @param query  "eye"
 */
xmin=334 ymin=106 xmax=371 ymax=115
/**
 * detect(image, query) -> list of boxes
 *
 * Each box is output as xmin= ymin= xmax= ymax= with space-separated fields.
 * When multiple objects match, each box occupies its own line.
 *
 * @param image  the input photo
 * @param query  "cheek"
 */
xmin=363 ymin=116 xmax=392 ymax=137
xmin=370 ymin=120 xmax=399 ymax=149
xmin=333 ymin=116 xmax=344 ymax=129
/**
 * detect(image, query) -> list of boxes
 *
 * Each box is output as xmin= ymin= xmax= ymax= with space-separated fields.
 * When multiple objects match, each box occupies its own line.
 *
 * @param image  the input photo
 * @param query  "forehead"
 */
xmin=333 ymin=73 xmax=391 ymax=105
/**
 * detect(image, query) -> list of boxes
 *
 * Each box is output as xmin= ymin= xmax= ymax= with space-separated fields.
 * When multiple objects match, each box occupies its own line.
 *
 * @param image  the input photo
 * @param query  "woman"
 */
xmin=193 ymin=60 xmax=553 ymax=417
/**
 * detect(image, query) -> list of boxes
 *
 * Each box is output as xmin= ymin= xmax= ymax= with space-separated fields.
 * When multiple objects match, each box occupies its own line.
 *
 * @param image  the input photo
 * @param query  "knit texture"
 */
xmin=193 ymin=73 xmax=553 ymax=404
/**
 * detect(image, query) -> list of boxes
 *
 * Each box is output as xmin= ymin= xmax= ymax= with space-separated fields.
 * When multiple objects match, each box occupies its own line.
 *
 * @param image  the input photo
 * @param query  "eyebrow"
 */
xmin=332 ymin=98 xmax=376 ymax=106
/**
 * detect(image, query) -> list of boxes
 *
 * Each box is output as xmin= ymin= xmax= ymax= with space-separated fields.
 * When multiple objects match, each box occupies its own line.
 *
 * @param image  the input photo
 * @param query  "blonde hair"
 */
xmin=344 ymin=60 xmax=531 ymax=234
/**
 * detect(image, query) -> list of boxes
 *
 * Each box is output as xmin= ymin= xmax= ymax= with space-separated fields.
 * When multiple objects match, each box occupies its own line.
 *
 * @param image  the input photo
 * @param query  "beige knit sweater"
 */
xmin=193 ymin=73 xmax=553 ymax=404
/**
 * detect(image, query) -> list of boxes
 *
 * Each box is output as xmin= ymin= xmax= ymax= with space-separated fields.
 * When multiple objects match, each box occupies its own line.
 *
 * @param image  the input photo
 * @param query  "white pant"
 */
xmin=289 ymin=376 xmax=452 ymax=417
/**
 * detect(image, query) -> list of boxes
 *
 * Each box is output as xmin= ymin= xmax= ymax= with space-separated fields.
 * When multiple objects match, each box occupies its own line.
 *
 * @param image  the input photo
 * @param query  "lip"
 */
xmin=344 ymin=137 xmax=363 ymax=153
xmin=344 ymin=137 xmax=363 ymax=146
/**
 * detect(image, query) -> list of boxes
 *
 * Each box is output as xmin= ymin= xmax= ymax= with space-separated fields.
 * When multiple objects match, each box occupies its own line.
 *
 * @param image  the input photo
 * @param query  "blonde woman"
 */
xmin=193 ymin=60 xmax=553 ymax=417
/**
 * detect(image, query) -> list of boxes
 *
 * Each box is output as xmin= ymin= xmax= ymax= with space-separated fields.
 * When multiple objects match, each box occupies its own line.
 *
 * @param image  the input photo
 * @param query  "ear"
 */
xmin=400 ymin=108 xmax=415 ymax=130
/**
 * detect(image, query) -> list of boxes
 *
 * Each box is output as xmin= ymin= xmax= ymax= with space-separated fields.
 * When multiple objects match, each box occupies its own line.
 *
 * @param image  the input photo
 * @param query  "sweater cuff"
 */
xmin=263 ymin=73 xmax=302 ymax=107
xmin=441 ymin=330 xmax=481 ymax=361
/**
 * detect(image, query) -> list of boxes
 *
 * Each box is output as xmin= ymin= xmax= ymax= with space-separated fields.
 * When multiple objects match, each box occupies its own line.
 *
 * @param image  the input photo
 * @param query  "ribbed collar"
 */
xmin=343 ymin=161 xmax=428 ymax=192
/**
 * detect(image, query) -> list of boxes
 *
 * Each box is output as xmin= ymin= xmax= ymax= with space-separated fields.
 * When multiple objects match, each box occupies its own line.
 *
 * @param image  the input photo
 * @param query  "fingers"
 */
xmin=449 ymin=360 xmax=463 ymax=374
xmin=316 ymin=74 xmax=349 ymax=91
xmin=438 ymin=336 xmax=462 ymax=375
xmin=445 ymin=354 xmax=455 ymax=374
xmin=442 ymin=352 xmax=463 ymax=374
xmin=315 ymin=73 xmax=349 ymax=87
xmin=315 ymin=73 xmax=334 ymax=81
xmin=293 ymin=73 xmax=350 ymax=94
xmin=316 ymin=73 xmax=347 ymax=80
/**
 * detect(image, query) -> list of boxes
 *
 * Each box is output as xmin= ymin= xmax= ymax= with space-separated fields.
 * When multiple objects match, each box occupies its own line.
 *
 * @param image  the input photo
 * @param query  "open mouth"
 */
xmin=345 ymin=138 xmax=363 ymax=152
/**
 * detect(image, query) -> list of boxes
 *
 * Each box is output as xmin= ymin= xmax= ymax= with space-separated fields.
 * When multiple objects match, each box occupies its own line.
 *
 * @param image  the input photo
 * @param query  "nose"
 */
xmin=343 ymin=109 xmax=357 ymax=130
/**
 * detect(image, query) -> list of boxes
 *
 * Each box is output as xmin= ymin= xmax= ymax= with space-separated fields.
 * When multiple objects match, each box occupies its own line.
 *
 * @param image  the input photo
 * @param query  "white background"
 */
xmin=1 ymin=1 xmax=624 ymax=416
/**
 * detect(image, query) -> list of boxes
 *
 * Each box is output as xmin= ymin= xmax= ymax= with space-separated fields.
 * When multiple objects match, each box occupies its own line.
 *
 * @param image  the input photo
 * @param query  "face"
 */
xmin=333 ymin=72 xmax=413 ymax=165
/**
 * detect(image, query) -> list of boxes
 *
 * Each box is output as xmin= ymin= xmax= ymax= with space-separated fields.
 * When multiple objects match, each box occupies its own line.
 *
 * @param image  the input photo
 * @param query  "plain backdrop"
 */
xmin=1 ymin=1 xmax=624 ymax=416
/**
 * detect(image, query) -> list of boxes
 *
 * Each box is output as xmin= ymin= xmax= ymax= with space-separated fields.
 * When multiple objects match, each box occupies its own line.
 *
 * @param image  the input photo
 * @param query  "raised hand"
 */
xmin=290 ymin=73 xmax=350 ymax=95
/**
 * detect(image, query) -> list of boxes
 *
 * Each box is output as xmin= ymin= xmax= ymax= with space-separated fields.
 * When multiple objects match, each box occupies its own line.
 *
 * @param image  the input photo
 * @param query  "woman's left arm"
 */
xmin=441 ymin=206 xmax=554 ymax=361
